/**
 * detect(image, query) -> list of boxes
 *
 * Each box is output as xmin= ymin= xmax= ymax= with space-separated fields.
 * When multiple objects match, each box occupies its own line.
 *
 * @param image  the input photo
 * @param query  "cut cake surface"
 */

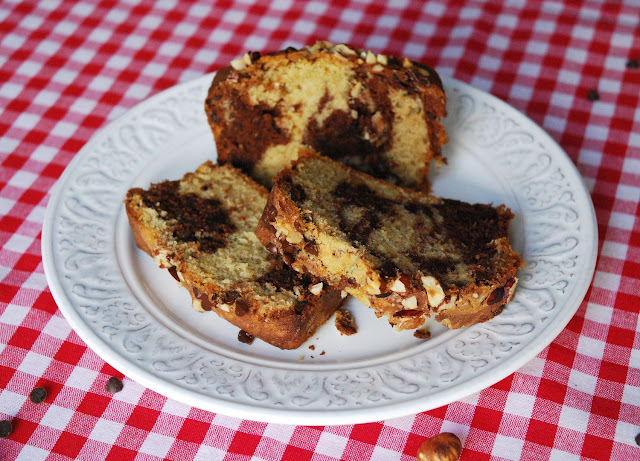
xmin=206 ymin=41 xmax=447 ymax=190
xmin=256 ymin=153 xmax=524 ymax=330
xmin=124 ymin=161 xmax=344 ymax=349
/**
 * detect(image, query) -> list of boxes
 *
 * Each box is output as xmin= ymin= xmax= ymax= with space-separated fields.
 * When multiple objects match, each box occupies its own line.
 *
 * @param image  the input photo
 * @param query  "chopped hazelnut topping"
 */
xmin=309 ymin=282 xmax=323 ymax=295
xmin=402 ymin=57 xmax=413 ymax=68
xmin=350 ymin=81 xmax=363 ymax=98
xmin=153 ymin=249 xmax=172 ymax=268
xmin=421 ymin=276 xmax=445 ymax=307
xmin=230 ymin=58 xmax=246 ymax=71
xmin=366 ymin=50 xmax=377 ymax=64
xmin=332 ymin=43 xmax=357 ymax=56
xmin=366 ymin=277 xmax=382 ymax=295
xmin=274 ymin=216 xmax=304 ymax=244
xmin=390 ymin=279 xmax=406 ymax=293
xmin=377 ymin=54 xmax=388 ymax=65
xmin=401 ymin=295 xmax=418 ymax=309
xmin=437 ymin=294 xmax=456 ymax=312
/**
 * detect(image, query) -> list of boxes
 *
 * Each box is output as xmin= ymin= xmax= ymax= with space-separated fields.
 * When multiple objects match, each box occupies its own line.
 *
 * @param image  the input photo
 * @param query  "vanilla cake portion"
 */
xmin=124 ymin=161 xmax=344 ymax=349
xmin=256 ymin=154 xmax=523 ymax=330
xmin=205 ymin=41 xmax=447 ymax=190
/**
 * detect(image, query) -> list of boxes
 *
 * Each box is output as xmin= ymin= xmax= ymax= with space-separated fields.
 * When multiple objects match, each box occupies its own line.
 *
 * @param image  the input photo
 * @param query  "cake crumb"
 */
xmin=335 ymin=308 xmax=357 ymax=335
xmin=414 ymin=328 xmax=431 ymax=339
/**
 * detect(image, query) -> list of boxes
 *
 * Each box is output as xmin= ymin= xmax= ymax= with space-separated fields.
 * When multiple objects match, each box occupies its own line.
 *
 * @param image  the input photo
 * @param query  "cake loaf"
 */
xmin=205 ymin=41 xmax=447 ymax=190
xmin=256 ymin=153 xmax=523 ymax=330
xmin=125 ymin=161 xmax=344 ymax=349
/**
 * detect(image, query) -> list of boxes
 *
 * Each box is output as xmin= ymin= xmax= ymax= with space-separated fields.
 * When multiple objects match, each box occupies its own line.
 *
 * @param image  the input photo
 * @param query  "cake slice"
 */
xmin=256 ymin=153 xmax=524 ymax=330
xmin=124 ymin=161 xmax=344 ymax=349
xmin=205 ymin=41 xmax=447 ymax=190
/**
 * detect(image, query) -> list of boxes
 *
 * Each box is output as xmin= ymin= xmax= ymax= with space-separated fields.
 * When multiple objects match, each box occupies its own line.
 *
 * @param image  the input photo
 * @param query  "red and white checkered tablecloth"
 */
xmin=1 ymin=0 xmax=639 ymax=459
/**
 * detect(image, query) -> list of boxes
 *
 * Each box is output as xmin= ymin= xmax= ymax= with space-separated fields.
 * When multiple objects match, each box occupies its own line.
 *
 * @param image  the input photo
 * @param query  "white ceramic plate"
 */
xmin=42 ymin=73 xmax=597 ymax=425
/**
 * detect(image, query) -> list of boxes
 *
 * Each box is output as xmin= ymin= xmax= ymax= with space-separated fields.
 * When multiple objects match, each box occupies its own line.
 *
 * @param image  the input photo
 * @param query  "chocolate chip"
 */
xmin=0 ymin=420 xmax=12 ymax=438
xmin=263 ymin=204 xmax=277 ymax=222
xmin=29 ymin=387 xmax=47 ymax=404
xmin=393 ymin=309 xmax=422 ymax=318
xmin=221 ymin=291 xmax=239 ymax=304
xmin=279 ymin=237 xmax=297 ymax=257
xmin=627 ymin=59 xmax=639 ymax=69
xmin=636 ymin=432 xmax=640 ymax=446
xmin=238 ymin=330 xmax=254 ymax=344
xmin=487 ymin=287 xmax=505 ymax=305
xmin=587 ymin=89 xmax=599 ymax=101
xmin=281 ymin=251 xmax=295 ymax=266
xmin=304 ymin=242 xmax=318 ymax=256
xmin=105 ymin=377 xmax=123 ymax=394
xmin=200 ymin=294 xmax=213 ymax=311
xmin=235 ymin=299 xmax=250 ymax=316
xmin=168 ymin=266 xmax=180 ymax=281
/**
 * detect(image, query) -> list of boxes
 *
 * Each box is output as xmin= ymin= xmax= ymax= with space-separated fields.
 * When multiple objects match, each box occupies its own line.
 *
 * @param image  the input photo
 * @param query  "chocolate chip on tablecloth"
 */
xmin=0 ymin=420 xmax=12 ymax=438
xmin=29 ymin=387 xmax=47 ymax=404
xmin=106 ymin=377 xmax=124 ymax=394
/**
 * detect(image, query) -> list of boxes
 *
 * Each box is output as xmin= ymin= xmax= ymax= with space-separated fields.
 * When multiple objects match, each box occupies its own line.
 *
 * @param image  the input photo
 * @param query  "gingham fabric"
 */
xmin=1 ymin=0 xmax=639 ymax=459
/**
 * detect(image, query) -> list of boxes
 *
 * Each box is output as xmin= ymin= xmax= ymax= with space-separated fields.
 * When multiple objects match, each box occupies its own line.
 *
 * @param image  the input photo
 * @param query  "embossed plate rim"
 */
xmin=42 ymin=73 xmax=597 ymax=425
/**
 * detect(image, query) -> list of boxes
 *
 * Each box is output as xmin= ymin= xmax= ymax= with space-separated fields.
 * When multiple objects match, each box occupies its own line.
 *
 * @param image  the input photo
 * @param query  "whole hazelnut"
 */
xmin=417 ymin=432 xmax=462 ymax=461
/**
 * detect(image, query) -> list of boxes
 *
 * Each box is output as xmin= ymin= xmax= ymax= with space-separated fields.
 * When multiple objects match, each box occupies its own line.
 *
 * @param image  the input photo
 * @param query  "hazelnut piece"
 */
xmin=401 ymin=295 xmax=418 ymax=309
xmin=309 ymin=282 xmax=323 ymax=295
xmin=417 ymin=433 xmax=462 ymax=461
xmin=421 ymin=276 xmax=445 ymax=307
xmin=365 ymin=50 xmax=377 ymax=64
xmin=389 ymin=278 xmax=406 ymax=293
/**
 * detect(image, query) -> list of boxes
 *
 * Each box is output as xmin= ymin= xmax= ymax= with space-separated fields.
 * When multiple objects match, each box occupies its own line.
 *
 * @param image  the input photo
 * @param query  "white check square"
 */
xmin=492 ymin=434 xmax=524 ymax=461
xmin=314 ymin=431 xmax=348 ymax=458
xmin=139 ymin=432 xmax=174 ymax=458
xmin=89 ymin=418 xmax=124 ymax=445
xmin=41 ymin=405 xmax=75 ymax=431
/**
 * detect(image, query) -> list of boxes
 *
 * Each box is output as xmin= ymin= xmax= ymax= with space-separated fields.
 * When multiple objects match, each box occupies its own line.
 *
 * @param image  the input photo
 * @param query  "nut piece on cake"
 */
xmin=124 ymin=161 xmax=344 ymax=350
xmin=255 ymin=153 xmax=524 ymax=330
xmin=205 ymin=41 xmax=448 ymax=190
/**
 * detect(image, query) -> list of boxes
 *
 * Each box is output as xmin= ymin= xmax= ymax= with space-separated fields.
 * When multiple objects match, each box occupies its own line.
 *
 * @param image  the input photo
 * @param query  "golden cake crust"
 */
xmin=206 ymin=41 xmax=447 ymax=189
xmin=124 ymin=161 xmax=344 ymax=349
xmin=256 ymin=153 xmax=524 ymax=330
